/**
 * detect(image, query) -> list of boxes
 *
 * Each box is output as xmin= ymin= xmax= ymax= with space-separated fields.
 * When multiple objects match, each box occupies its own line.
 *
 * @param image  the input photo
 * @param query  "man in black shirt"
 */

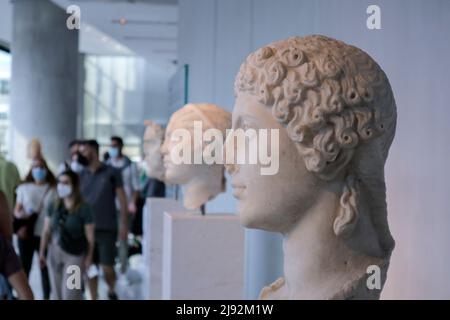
xmin=79 ymin=140 xmax=128 ymax=300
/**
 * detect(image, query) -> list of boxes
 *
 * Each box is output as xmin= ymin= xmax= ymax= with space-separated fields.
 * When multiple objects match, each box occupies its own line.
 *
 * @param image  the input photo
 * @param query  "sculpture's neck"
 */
xmin=282 ymin=187 xmax=383 ymax=299
xmin=153 ymin=169 xmax=165 ymax=182
xmin=147 ymin=157 xmax=165 ymax=181
xmin=182 ymin=166 xmax=224 ymax=210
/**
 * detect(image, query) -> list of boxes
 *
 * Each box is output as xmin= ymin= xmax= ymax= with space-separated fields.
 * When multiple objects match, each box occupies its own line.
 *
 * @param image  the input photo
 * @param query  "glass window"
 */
xmin=82 ymin=55 xmax=147 ymax=162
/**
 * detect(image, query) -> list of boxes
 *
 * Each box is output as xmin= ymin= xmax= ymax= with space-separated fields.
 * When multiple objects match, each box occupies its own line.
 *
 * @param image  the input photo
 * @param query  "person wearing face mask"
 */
xmin=106 ymin=137 xmax=140 ymax=217
xmin=106 ymin=137 xmax=140 ymax=272
xmin=57 ymin=140 xmax=88 ymax=175
xmin=70 ymin=151 xmax=89 ymax=174
xmin=14 ymin=158 xmax=57 ymax=300
xmin=78 ymin=140 xmax=128 ymax=300
xmin=39 ymin=170 xmax=94 ymax=300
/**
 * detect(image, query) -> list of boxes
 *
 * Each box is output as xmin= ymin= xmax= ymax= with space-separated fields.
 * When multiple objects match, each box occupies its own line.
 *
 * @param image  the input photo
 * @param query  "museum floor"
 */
xmin=25 ymin=245 xmax=145 ymax=300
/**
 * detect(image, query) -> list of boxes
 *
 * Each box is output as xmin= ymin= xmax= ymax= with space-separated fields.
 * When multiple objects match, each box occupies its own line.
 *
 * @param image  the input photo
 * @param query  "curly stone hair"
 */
xmin=144 ymin=120 xmax=165 ymax=142
xmin=235 ymin=35 xmax=396 ymax=257
xmin=167 ymin=103 xmax=232 ymax=191
xmin=169 ymin=103 xmax=232 ymax=136
xmin=235 ymin=35 xmax=396 ymax=179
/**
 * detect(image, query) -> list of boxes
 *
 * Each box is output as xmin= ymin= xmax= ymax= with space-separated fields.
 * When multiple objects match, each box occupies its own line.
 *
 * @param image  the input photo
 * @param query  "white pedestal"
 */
xmin=142 ymin=198 xmax=196 ymax=299
xmin=162 ymin=212 xmax=245 ymax=300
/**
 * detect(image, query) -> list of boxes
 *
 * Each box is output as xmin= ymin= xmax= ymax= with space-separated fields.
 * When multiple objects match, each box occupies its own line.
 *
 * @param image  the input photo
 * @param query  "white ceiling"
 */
xmin=51 ymin=0 xmax=178 ymax=64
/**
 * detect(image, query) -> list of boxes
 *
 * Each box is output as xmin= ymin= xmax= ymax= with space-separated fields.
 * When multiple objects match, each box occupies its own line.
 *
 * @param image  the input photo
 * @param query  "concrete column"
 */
xmin=10 ymin=0 xmax=79 ymax=173
xmin=244 ymin=229 xmax=284 ymax=299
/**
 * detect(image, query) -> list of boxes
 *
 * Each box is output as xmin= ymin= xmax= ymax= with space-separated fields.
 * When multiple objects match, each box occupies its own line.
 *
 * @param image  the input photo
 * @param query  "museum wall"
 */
xmin=178 ymin=0 xmax=450 ymax=299
xmin=145 ymin=61 xmax=176 ymax=125
xmin=0 ymin=1 xmax=12 ymax=46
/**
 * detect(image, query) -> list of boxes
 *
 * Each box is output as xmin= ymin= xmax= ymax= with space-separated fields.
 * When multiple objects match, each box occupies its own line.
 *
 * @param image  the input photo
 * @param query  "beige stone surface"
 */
xmin=161 ymin=211 xmax=245 ymax=299
xmin=226 ymin=35 xmax=397 ymax=300
xmin=161 ymin=103 xmax=231 ymax=210
xmin=142 ymin=198 xmax=196 ymax=299
xmin=143 ymin=120 xmax=165 ymax=181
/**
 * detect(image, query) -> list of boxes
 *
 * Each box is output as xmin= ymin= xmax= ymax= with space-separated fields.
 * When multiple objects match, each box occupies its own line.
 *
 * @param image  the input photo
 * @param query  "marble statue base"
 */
xmin=162 ymin=212 xmax=245 ymax=299
xmin=142 ymin=198 xmax=195 ymax=299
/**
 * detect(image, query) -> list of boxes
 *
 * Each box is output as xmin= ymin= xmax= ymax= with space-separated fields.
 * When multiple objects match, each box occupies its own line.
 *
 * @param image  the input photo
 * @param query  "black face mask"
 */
xmin=76 ymin=152 xmax=89 ymax=166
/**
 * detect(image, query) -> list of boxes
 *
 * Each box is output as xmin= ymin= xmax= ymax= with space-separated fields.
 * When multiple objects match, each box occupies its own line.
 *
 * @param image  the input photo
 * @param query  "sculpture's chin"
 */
xmin=155 ymin=168 xmax=165 ymax=178
xmin=238 ymin=206 xmax=268 ymax=230
xmin=164 ymin=172 xmax=180 ymax=185
xmin=237 ymin=206 xmax=254 ymax=228
xmin=239 ymin=216 xmax=255 ymax=229
xmin=238 ymin=204 xmax=285 ymax=233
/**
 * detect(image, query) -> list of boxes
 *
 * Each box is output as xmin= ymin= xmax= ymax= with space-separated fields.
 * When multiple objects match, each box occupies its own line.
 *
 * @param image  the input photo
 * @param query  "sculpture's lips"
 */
xmin=231 ymin=184 xmax=246 ymax=198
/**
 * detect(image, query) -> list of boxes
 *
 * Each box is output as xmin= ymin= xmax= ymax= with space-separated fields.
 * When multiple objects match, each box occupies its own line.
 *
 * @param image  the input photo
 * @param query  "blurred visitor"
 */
xmin=0 ymin=191 xmax=34 ymax=300
xmin=58 ymin=140 xmax=85 ymax=174
xmin=27 ymin=139 xmax=43 ymax=162
xmin=106 ymin=136 xmax=140 ymax=270
xmin=107 ymin=136 xmax=140 ymax=216
xmin=13 ymin=157 xmax=57 ymax=300
xmin=0 ymin=190 xmax=14 ymax=241
xmin=132 ymin=169 xmax=165 ymax=236
xmin=102 ymin=151 xmax=110 ymax=163
xmin=79 ymin=140 xmax=128 ymax=300
xmin=40 ymin=170 xmax=94 ymax=300
xmin=140 ymin=172 xmax=165 ymax=199
xmin=0 ymin=153 xmax=21 ymax=215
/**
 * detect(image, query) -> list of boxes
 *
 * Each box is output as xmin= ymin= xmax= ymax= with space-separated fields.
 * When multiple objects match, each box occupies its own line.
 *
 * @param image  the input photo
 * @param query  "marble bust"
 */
xmin=161 ymin=103 xmax=231 ymax=210
xmin=143 ymin=120 xmax=165 ymax=181
xmin=226 ymin=35 xmax=397 ymax=299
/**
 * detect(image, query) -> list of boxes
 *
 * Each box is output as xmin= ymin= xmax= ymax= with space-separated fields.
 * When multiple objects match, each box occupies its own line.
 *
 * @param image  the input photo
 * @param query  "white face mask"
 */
xmin=57 ymin=183 xmax=72 ymax=199
xmin=109 ymin=147 xmax=120 ymax=159
xmin=70 ymin=161 xmax=84 ymax=173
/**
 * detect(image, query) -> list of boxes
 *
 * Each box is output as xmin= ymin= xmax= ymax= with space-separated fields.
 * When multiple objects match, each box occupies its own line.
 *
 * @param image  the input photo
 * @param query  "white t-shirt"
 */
xmin=16 ymin=183 xmax=57 ymax=237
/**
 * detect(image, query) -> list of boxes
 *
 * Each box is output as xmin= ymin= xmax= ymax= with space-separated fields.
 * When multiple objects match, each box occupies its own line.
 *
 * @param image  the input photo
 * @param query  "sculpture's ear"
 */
xmin=333 ymin=175 xmax=359 ymax=238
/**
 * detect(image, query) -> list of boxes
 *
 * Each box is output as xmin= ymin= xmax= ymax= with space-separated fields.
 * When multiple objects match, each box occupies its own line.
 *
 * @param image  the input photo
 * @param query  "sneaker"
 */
xmin=108 ymin=292 xmax=118 ymax=300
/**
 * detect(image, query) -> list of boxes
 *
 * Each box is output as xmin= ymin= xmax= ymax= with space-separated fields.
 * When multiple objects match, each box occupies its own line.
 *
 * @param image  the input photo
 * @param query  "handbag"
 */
xmin=13 ymin=186 xmax=50 ymax=240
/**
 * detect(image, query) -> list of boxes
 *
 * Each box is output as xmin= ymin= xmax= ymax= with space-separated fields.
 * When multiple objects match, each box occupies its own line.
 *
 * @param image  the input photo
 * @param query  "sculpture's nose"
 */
xmin=223 ymin=130 xmax=238 ymax=175
xmin=160 ymin=139 xmax=168 ymax=156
